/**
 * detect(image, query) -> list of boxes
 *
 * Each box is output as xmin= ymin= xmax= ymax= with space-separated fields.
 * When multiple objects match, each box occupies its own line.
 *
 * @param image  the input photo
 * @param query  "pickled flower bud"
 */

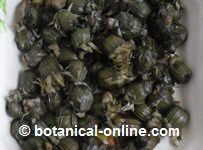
xmin=54 ymin=10 xmax=78 ymax=32
xmin=6 ymin=90 xmax=24 ymax=118
xmin=147 ymin=85 xmax=174 ymax=113
xmin=103 ymin=35 xmax=135 ymax=72
xmin=164 ymin=24 xmax=188 ymax=50
xmin=146 ymin=111 xmax=162 ymax=129
xmin=134 ymin=104 xmax=152 ymax=121
xmin=58 ymin=48 xmax=78 ymax=66
xmin=135 ymin=47 xmax=157 ymax=73
xmin=90 ymin=62 xmax=104 ymax=73
xmin=166 ymin=106 xmax=189 ymax=129
xmin=6 ymin=100 xmax=23 ymax=118
xmin=103 ymin=35 xmax=125 ymax=55
xmin=125 ymin=142 xmax=137 ymax=150
xmin=152 ymin=63 xmax=173 ymax=85
xmin=38 ymin=56 xmax=61 ymax=78
xmin=102 ymin=91 xmax=122 ymax=120
xmin=98 ymin=67 xmax=135 ymax=89
xmin=31 ymin=0 xmax=44 ymax=6
xmin=169 ymin=55 xmax=192 ymax=84
xmin=112 ymin=115 xmax=141 ymax=129
xmin=136 ymin=135 xmax=160 ymax=150
xmin=67 ymin=0 xmax=86 ymax=14
xmin=71 ymin=28 xmax=91 ymax=50
xmin=150 ymin=16 xmax=188 ymax=50
xmin=46 ymin=0 xmax=67 ymax=9
xmin=58 ymin=137 xmax=79 ymax=150
xmin=24 ymin=7 xmax=40 ymax=29
xmin=40 ymin=7 xmax=56 ymax=26
xmin=65 ymin=60 xmax=88 ymax=82
xmin=69 ymin=84 xmax=94 ymax=113
xmin=42 ymin=27 xmax=61 ymax=44
xmin=117 ymin=12 xmax=144 ymax=39
xmin=56 ymin=107 xmax=78 ymax=129
xmin=11 ymin=119 xmax=30 ymax=145
xmin=18 ymin=70 xmax=38 ymax=97
xmin=82 ymin=135 xmax=116 ymax=150
xmin=15 ymin=26 xmax=35 ymax=52
xmin=82 ymin=137 xmax=103 ymax=150
xmin=123 ymin=0 xmax=151 ymax=19
xmin=22 ymin=137 xmax=53 ymax=150
xmin=78 ymin=115 xmax=99 ymax=129
xmin=22 ymin=48 xmax=46 ymax=68
xmin=158 ymin=2 xmax=184 ymax=23
xmin=38 ymin=56 xmax=65 ymax=94
xmin=46 ymin=92 xmax=62 ymax=112
xmin=23 ymin=97 xmax=47 ymax=120
xmin=96 ymin=133 xmax=117 ymax=146
xmin=124 ymin=81 xmax=153 ymax=105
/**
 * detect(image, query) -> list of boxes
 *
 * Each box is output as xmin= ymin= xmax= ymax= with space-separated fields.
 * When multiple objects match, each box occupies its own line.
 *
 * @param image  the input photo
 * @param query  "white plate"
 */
xmin=0 ymin=0 xmax=203 ymax=149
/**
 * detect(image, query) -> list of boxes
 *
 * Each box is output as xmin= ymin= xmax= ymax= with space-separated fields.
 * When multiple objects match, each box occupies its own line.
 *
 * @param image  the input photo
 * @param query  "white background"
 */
xmin=0 ymin=0 xmax=203 ymax=149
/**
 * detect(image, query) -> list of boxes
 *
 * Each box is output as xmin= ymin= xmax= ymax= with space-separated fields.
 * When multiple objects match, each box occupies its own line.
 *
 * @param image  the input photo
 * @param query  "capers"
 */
xmin=147 ymin=84 xmax=174 ymax=113
xmin=103 ymin=35 xmax=135 ymax=72
xmin=66 ymin=60 xmax=88 ymax=82
xmin=123 ymin=0 xmax=152 ymax=19
xmin=18 ymin=70 xmax=38 ymax=97
xmin=22 ymin=137 xmax=53 ymax=150
xmin=38 ymin=56 xmax=61 ymax=78
xmin=56 ymin=107 xmax=78 ymax=129
xmin=6 ymin=90 xmax=24 ymax=118
xmin=148 ymin=1 xmax=187 ymax=51
xmin=166 ymin=106 xmax=190 ymax=129
xmin=46 ymin=92 xmax=62 ymax=112
xmin=22 ymin=48 xmax=47 ymax=68
xmin=135 ymin=46 xmax=158 ymax=73
xmin=22 ymin=97 xmax=47 ymax=120
xmin=146 ymin=111 xmax=162 ymax=129
xmin=31 ymin=0 xmax=44 ymax=6
xmin=79 ymin=115 xmax=99 ymax=129
xmin=7 ymin=0 xmax=192 ymax=149
xmin=82 ymin=137 xmax=103 ymax=150
xmin=38 ymin=56 xmax=65 ymax=94
xmin=11 ymin=119 xmax=30 ymax=145
xmin=112 ymin=115 xmax=141 ymax=129
xmin=136 ymin=135 xmax=160 ymax=150
xmin=169 ymin=55 xmax=192 ymax=84
xmin=46 ymin=0 xmax=67 ymax=9
xmin=24 ymin=7 xmax=40 ymax=29
xmin=134 ymin=104 xmax=153 ymax=121
xmin=71 ymin=28 xmax=92 ymax=51
xmin=6 ymin=100 xmax=23 ymax=118
xmin=98 ymin=67 xmax=135 ymax=89
xmin=124 ymin=81 xmax=153 ymax=105
xmin=42 ymin=27 xmax=61 ymax=44
xmin=103 ymin=35 xmax=125 ymax=55
xmin=15 ymin=26 xmax=35 ymax=52
xmin=58 ymin=48 xmax=78 ymax=66
xmin=67 ymin=0 xmax=86 ymax=14
xmin=68 ymin=84 xmax=94 ymax=114
xmin=58 ymin=137 xmax=79 ymax=150
xmin=54 ymin=10 xmax=78 ymax=32
xmin=117 ymin=12 xmax=144 ymax=39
